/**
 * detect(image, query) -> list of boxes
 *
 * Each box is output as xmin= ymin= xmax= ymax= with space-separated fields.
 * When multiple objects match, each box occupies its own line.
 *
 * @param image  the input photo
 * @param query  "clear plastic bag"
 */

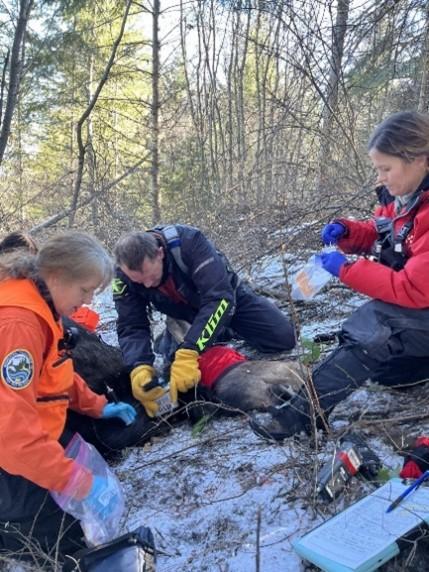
xmin=51 ymin=433 xmax=125 ymax=546
xmin=291 ymin=252 xmax=333 ymax=301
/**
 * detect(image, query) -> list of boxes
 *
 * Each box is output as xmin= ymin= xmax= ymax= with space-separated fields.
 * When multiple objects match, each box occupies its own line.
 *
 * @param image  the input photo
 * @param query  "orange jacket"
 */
xmin=0 ymin=278 xmax=107 ymax=493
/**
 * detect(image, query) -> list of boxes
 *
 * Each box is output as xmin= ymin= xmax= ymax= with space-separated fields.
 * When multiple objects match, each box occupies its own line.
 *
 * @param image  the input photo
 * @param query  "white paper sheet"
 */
xmin=298 ymin=480 xmax=429 ymax=569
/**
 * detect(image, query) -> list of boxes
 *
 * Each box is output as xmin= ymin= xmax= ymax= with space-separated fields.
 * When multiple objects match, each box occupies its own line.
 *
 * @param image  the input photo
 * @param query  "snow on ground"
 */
xmin=118 ymin=418 xmax=313 ymax=572
xmin=80 ymin=277 xmax=338 ymax=571
xmin=89 ymin=254 xmax=429 ymax=571
xmin=6 ymin=247 xmax=429 ymax=571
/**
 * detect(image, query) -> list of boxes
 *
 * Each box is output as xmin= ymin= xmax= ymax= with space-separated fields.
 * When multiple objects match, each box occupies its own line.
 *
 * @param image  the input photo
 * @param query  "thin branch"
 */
xmin=31 ymin=153 xmax=149 ymax=233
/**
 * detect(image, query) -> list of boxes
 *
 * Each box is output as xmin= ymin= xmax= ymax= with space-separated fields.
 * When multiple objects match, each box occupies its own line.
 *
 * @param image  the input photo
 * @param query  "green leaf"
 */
xmin=191 ymin=415 xmax=211 ymax=437
xmin=376 ymin=466 xmax=398 ymax=483
xmin=300 ymin=338 xmax=321 ymax=365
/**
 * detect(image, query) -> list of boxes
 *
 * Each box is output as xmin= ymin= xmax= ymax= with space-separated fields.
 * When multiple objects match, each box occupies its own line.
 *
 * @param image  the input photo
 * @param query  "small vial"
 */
xmin=155 ymin=379 xmax=178 ymax=416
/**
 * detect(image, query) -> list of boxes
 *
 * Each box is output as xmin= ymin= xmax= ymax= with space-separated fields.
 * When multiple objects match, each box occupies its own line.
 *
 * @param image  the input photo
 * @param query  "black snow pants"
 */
xmin=159 ymin=282 xmax=296 ymax=359
xmin=312 ymin=300 xmax=429 ymax=414
xmin=230 ymin=282 xmax=296 ymax=352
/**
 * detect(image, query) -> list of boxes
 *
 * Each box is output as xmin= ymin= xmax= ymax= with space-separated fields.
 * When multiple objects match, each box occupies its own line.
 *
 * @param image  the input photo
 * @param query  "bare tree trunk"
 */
xmin=87 ymin=53 xmax=98 ymax=228
xmin=193 ymin=2 xmax=214 ymax=208
xmin=0 ymin=50 xmax=10 ymax=128
xmin=69 ymin=26 xmax=76 ymax=203
xmin=69 ymin=0 xmax=132 ymax=226
xmin=151 ymin=0 xmax=161 ymax=224
xmin=180 ymin=0 xmax=208 ymax=196
xmin=113 ymin=82 xmax=119 ymax=181
xmin=317 ymin=0 xmax=350 ymax=194
xmin=254 ymin=6 xmax=263 ymax=204
xmin=236 ymin=4 xmax=250 ymax=203
xmin=16 ymin=98 xmax=24 ymax=220
xmin=198 ymin=0 xmax=220 ymax=199
xmin=262 ymin=6 xmax=282 ymax=207
xmin=418 ymin=2 xmax=429 ymax=113
xmin=0 ymin=0 xmax=33 ymax=165
xmin=226 ymin=12 xmax=235 ymax=190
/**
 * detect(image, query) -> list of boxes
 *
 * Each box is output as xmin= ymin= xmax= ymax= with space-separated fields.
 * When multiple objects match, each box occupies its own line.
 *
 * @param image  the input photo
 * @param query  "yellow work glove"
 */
xmin=130 ymin=365 xmax=163 ymax=418
xmin=169 ymin=349 xmax=201 ymax=404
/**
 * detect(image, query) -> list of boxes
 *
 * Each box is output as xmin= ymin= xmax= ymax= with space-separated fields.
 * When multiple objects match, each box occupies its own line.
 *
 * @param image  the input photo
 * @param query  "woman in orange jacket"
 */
xmin=0 ymin=231 xmax=136 ymax=565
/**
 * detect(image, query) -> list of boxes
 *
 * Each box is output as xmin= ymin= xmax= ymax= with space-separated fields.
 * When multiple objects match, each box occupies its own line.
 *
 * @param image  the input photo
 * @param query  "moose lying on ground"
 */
xmin=66 ymin=316 xmax=303 ymax=457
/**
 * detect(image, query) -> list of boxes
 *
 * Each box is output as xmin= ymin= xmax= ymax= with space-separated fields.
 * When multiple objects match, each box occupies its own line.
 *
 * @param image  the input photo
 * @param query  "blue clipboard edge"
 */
xmin=291 ymin=477 xmax=429 ymax=572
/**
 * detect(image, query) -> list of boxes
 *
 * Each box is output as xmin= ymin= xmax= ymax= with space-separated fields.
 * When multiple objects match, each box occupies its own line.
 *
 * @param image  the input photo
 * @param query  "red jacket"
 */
xmin=0 ymin=278 xmax=107 ymax=494
xmin=337 ymin=190 xmax=429 ymax=308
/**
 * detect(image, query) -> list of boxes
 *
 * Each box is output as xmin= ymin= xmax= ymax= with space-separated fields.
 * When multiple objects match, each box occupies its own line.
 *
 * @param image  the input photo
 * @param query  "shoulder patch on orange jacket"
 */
xmin=1 ymin=348 xmax=34 ymax=390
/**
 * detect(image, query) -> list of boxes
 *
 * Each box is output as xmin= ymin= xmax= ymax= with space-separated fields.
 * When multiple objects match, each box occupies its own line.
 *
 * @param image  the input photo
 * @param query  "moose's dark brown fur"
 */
xmin=65 ymin=317 xmax=303 ymax=454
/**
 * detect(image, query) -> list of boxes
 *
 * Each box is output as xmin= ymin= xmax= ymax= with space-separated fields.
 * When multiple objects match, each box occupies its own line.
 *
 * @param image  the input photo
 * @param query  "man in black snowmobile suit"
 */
xmin=113 ymin=225 xmax=296 ymax=417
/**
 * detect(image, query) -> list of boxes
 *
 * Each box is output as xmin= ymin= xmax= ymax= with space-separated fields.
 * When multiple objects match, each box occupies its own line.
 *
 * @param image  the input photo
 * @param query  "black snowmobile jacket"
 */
xmin=113 ymin=225 xmax=238 ymax=369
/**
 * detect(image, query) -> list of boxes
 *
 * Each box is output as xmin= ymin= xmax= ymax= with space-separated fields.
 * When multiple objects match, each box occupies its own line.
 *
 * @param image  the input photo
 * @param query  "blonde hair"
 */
xmin=368 ymin=111 xmax=429 ymax=162
xmin=0 ymin=231 xmax=113 ymax=291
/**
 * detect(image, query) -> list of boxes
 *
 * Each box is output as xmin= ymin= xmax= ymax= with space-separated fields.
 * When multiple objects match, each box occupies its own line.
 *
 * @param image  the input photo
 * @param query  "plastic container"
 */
xmin=51 ymin=433 xmax=125 ymax=546
xmin=291 ymin=253 xmax=333 ymax=301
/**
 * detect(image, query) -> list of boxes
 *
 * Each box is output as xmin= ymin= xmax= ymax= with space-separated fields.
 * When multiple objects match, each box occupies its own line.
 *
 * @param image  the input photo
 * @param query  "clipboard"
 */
xmin=293 ymin=478 xmax=429 ymax=572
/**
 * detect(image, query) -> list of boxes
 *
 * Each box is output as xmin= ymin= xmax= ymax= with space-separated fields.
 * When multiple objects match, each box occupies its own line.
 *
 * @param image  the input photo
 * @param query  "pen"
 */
xmin=386 ymin=469 xmax=429 ymax=513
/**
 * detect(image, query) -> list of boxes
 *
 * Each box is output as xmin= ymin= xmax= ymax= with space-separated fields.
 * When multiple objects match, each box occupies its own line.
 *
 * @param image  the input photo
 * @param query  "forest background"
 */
xmin=0 ymin=0 xmax=428 ymax=264
xmin=2 ymin=3 xmax=429 ymax=570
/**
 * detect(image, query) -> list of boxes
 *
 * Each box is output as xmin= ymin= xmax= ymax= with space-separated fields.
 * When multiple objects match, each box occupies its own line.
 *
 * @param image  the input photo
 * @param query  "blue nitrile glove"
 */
xmin=102 ymin=402 xmax=137 ymax=426
xmin=321 ymin=222 xmax=347 ymax=245
xmin=319 ymin=251 xmax=347 ymax=277
xmin=85 ymin=475 xmax=120 ymax=520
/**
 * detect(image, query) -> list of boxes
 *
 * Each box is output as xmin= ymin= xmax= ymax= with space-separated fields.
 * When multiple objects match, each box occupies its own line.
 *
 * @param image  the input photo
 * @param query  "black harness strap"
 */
xmin=373 ymin=202 xmax=421 ymax=271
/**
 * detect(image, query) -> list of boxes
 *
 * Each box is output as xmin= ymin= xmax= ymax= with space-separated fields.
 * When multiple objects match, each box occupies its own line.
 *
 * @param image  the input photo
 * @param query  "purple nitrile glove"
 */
xmin=102 ymin=402 xmax=137 ymax=425
xmin=319 ymin=251 xmax=347 ymax=277
xmin=321 ymin=222 xmax=347 ymax=245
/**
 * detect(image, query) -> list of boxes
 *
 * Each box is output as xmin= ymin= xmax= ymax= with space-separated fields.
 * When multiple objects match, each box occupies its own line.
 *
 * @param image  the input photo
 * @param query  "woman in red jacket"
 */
xmin=254 ymin=110 xmax=429 ymax=440
xmin=0 ymin=231 xmax=135 ymax=564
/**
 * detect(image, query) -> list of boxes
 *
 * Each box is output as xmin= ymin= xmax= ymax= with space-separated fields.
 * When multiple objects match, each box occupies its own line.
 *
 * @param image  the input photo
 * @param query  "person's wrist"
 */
xmin=177 ymin=348 xmax=199 ymax=357
xmin=338 ymin=260 xmax=348 ymax=277
xmin=63 ymin=463 xmax=93 ymax=500
xmin=179 ymin=341 xmax=198 ymax=352
xmin=331 ymin=220 xmax=349 ymax=238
